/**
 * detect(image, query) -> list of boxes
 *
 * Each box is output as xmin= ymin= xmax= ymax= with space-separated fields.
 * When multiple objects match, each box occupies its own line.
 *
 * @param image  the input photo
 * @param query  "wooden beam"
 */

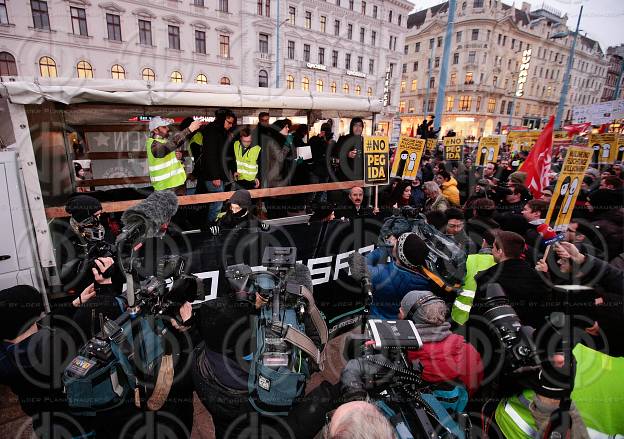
xmin=45 ymin=181 xmax=367 ymax=218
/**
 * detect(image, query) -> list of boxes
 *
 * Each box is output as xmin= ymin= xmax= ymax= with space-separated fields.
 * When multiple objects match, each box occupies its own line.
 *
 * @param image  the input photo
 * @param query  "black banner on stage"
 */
xmin=178 ymin=216 xmax=385 ymax=334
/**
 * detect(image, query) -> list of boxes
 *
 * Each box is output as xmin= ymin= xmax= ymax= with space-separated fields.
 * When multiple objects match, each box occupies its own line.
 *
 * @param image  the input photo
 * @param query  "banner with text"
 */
xmin=363 ymin=136 xmax=390 ymax=185
xmin=390 ymin=137 xmax=425 ymax=180
xmin=545 ymin=146 xmax=592 ymax=231
xmin=443 ymin=137 xmax=463 ymax=161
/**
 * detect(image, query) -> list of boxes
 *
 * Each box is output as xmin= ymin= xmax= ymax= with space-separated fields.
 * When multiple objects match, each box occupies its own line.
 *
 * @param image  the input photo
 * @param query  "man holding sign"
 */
xmin=390 ymin=137 xmax=425 ymax=180
xmin=443 ymin=137 xmax=463 ymax=162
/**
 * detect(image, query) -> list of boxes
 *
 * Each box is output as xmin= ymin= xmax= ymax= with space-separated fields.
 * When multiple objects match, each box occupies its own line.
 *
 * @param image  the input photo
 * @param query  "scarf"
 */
xmin=414 ymin=321 xmax=452 ymax=343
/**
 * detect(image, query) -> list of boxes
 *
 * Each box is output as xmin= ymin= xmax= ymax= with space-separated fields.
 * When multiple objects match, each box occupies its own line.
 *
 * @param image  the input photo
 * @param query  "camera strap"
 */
xmin=281 ymin=286 xmax=328 ymax=370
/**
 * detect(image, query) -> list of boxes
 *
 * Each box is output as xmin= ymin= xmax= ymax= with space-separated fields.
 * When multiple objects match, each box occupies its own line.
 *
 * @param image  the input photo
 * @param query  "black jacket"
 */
xmin=309 ymin=134 xmax=331 ymax=178
xmin=333 ymin=134 xmax=363 ymax=181
xmin=200 ymin=120 xmax=231 ymax=181
xmin=472 ymin=258 xmax=554 ymax=329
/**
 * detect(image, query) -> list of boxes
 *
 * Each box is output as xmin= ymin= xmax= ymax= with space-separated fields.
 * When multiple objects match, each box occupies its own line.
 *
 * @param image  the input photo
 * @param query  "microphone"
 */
xmin=537 ymin=223 xmax=564 ymax=247
xmin=348 ymin=252 xmax=373 ymax=303
xmin=285 ymin=263 xmax=314 ymax=294
xmin=117 ymin=191 xmax=179 ymax=244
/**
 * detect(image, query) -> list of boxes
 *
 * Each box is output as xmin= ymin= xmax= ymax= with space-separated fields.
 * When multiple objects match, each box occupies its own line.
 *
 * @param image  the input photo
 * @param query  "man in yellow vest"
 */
xmin=146 ymin=116 xmax=201 ymax=194
xmin=231 ymin=126 xmax=261 ymax=190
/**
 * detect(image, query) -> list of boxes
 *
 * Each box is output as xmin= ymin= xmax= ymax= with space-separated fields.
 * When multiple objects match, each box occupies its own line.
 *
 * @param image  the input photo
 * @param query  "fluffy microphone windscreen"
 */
xmin=347 ymin=252 xmax=370 ymax=282
xmin=285 ymin=263 xmax=314 ymax=293
xmin=121 ymin=191 xmax=179 ymax=237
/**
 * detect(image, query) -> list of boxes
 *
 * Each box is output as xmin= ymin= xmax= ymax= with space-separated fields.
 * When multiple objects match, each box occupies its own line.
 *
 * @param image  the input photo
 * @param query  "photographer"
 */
xmin=485 ymin=345 xmax=624 ymax=439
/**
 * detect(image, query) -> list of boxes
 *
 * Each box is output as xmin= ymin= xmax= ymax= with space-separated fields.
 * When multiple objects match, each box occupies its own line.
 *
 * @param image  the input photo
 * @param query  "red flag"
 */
xmin=522 ymin=116 xmax=554 ymax=199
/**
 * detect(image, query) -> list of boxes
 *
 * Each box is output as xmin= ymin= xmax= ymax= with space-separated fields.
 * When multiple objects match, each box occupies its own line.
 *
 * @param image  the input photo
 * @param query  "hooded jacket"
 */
xmin=199 ymin=113 xmax=232 ymax=181
xmin=333 ymin=118 xmax=364 ymax=181
xmin=441 ymin=176 xmax=460 ymax=206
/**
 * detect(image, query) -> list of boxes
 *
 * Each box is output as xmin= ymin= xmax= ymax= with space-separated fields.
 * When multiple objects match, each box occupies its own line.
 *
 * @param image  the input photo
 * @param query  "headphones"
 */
xmin=405 ymin=294 xmax=444 ymax=322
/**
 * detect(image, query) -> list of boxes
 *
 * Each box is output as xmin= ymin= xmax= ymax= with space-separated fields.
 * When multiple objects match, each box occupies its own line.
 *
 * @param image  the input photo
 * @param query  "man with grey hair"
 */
xmin=326 ymin=401 xmax=396 ymax=439
xmin=423 ymin=180 xmax=449 ymax=213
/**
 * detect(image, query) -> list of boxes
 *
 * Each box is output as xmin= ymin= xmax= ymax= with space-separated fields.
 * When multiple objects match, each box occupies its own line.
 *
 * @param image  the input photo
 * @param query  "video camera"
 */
xmin=343 ymin=320 xmax=466 ymax=439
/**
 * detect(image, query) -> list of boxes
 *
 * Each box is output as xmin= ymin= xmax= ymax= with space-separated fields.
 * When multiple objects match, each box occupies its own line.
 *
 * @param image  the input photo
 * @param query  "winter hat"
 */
xmin=65 ymin=195 xmax=102 ymax=222
xmin=396 ymin=232 xmax=429 ymax=270
xmin=0 ymin=285 xmax=43 ymax=341
xmin=508 ymin=171 xmax=527 ymax=186
xmin=229 ymin=189 xmax=252 ymax=209
xmin=585 ymin=167 xmax=600 ymax=179
xmin=400 ymin=290 xmax=447 ymax=325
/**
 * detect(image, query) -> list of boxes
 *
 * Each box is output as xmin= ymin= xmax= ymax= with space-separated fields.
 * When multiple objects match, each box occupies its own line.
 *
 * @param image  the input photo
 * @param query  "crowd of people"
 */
xmin=1 ymin=111 xmax=623 ymax=439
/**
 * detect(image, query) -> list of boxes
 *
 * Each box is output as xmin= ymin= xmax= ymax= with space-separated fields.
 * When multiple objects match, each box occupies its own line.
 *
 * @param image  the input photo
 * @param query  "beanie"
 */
xmin=400 ymin=290 xmax=446 ymax=325
xmin=0 ymin=285 xmax=43 ymax=341
xmin=508 ymin=171 xmax=527 ymax=186
xmin=229 ymin=189 xmax=252 ymax=209
xmin=65 ymin=195 xmax=102 ymax=222
xmin=396 ymin=232 xmax=429 ymax=270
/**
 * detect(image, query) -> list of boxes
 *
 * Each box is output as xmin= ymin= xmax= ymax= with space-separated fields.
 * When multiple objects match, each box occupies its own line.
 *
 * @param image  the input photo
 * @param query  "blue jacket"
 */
xmin=367 ymin=248 xmax=432 ymax=319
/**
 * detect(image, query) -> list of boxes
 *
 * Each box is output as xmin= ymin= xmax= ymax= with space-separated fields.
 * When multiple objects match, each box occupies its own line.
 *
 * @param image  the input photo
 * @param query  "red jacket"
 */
xmin=407 ymin=333 xmax=484 ymax=395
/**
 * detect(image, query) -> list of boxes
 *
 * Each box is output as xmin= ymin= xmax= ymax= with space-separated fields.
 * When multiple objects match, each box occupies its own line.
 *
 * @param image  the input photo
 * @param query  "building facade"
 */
xmin=0 ymin=0 xmax=412 ymax=133
xmin=602 ymin=45 xmax=624 ymax=102
xmin=399 ymin=0 xmax=609 ymax=137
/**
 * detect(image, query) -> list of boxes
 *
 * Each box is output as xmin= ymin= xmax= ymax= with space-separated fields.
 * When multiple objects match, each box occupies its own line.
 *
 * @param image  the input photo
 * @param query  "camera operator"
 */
xmin=367 ymin=232 xmax=433 ymax=319
xmin=193 ymin=270 xmax=338 ymax=439
xmin=399 ymin=290 xmax=483 ymax=395
xmin=0 ymin=285 xmax=93 ymax=438
xmin=55 ymin=195 xmax=121 ymax=295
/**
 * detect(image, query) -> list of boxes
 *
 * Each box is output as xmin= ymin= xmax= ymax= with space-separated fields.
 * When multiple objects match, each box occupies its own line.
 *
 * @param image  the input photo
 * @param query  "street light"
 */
xmin=550 ymin=5 xmax=583 ymax=129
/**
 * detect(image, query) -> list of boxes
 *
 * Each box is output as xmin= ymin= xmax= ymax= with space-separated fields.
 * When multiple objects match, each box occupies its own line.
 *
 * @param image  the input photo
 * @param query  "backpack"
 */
xmin=247 ymin=286 xmax=328 ymax=416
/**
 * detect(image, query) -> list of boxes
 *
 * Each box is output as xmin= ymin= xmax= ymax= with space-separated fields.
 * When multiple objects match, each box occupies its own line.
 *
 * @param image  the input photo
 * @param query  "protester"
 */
xmin=199 ymin=109 xmax=236 ymax=223
xmin=435 ymin=169 xmax=460 ymax=206
xmin=410 ymin=174 xmax=426 ymax=211
xmin=334 ymin=117 xmax=365 ymax=181
xmin=147 ymin=116 xmax=201 ymax=194
xmin=231 ymin=126 xmax=261 ymax=190
xmin=323 ymin=401 xmax=395 ymax=439
xmin=444 ymin=207 xmax=471 ymax=251
xmin=423 ymin=181 xmax=449 ymax=212
xmin=207 ymin=189 xmax=269 ymax=236
xmin=335 ymin=186 xmax=377 ymax=219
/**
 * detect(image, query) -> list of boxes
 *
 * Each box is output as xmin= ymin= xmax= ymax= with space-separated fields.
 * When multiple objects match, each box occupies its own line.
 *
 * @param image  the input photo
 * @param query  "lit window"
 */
xmin=170 ymin=71 xmax=183 ymax=83
xmin=446 ymin=96 xmax=454 ymax=111
xmin=76 ymin=60 xmax=93 ymax=78
xmin=330 ymin=82 xmax=337 ymax=93
xmin=286 ymin=75 xmax=294 ymax=89
xmin=400 ymin=80 xmax=406 ymax=92
xmin=220 ymin=76 xmax=231 ymax=85
xmin=367 ymin=87 xmax=372 ymax=97
xmin=355 ymin=85 xmax=361 ymax=95
xmin=343 ymin=83 xmax=349 ymax=94
xmin=196 ymin=73 xmax=208 ymax=84
xmin=302 ymin=76 xmax=309 ymax=91
xmin=142 ymin=68 xmax=155 ymax=81
xmin=316 ymin=79 xmax=323 ymax=92
xmin=0 ymin=52 xmax=17 ymax=76
xmin=111 ymin=64 xmax=125 ymax=79
xmin=411 ymin=79 xmax=417 ymax=91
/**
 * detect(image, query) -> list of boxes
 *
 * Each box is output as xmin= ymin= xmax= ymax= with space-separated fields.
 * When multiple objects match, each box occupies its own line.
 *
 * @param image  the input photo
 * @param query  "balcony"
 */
xmin=464 ymin=42 xmax=488 ymax=49
xmin=256 ymin=52 xmax=273 ymax=61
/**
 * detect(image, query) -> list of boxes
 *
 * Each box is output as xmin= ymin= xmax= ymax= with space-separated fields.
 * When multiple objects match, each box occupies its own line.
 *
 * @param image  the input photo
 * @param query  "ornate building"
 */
xmin=399 ymin=0 xmax=609 ymax=137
